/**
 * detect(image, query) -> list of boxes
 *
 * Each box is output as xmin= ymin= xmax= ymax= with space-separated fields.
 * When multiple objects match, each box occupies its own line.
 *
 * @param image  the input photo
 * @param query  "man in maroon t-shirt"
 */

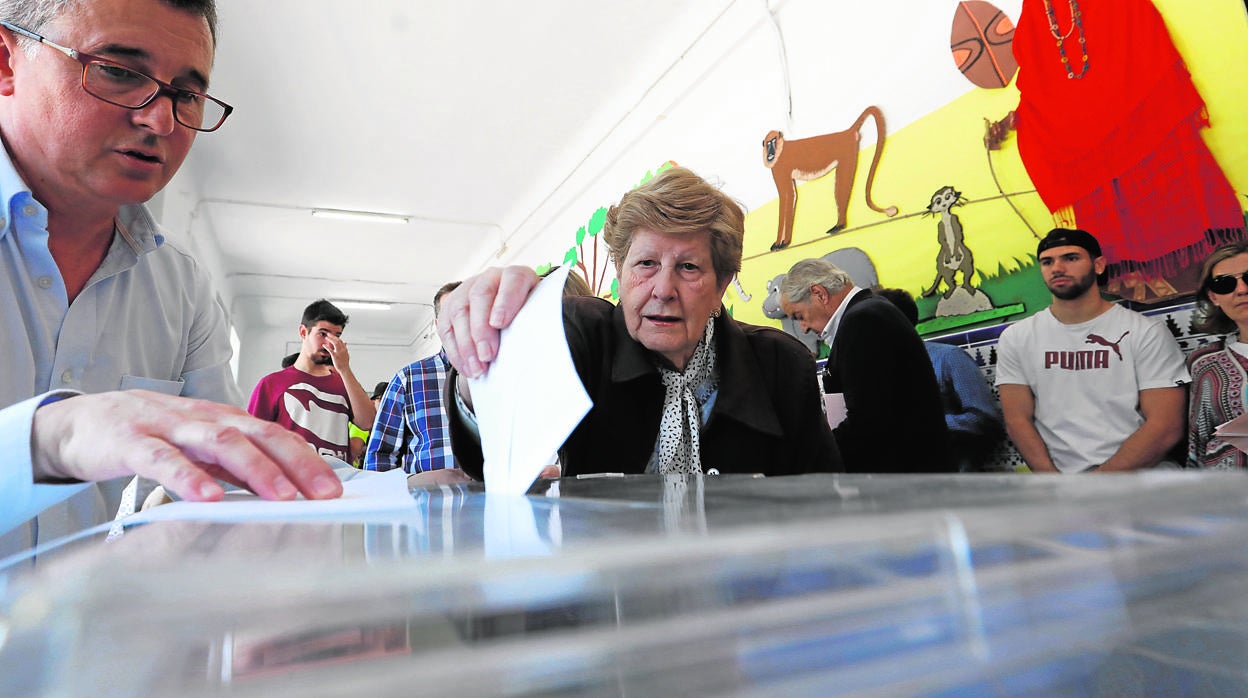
xmin=248 ymin=300 xmax=377 ymax=461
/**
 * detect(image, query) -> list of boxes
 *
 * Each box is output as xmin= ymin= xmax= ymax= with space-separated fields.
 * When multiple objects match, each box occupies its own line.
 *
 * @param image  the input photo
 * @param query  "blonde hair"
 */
xmin=562 ymin=270 xmax=593 ymax=297
xmin=603 ymin=166 xmax=744 ymax=285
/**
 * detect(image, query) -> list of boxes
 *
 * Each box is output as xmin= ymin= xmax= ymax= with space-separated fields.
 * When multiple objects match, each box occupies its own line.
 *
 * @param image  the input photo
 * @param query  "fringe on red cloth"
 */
xmin=1106 ymin=227 xmax=1247 ymax=279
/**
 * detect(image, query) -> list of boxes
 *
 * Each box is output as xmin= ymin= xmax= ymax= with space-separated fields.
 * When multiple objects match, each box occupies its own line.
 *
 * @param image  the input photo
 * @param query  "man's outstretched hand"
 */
xmin=32 ymin=390 xmax=344 ymax=502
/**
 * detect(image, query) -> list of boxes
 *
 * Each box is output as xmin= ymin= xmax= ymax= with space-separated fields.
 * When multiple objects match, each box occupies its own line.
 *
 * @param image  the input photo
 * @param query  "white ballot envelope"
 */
xmin=468 ymin=265 xmax=593 ymax=496
xmin=1214 ymin=412 xmax=1248 ymax=455
xmin=824 ymin=392 xmax=847 ymax=429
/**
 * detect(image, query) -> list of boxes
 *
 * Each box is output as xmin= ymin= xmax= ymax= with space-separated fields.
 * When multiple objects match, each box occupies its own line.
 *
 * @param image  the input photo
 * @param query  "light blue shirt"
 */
xmin=0 ymin=393 xmax=90 ymax=538
xmin=0 ymin=145 xmax=241 ymax=547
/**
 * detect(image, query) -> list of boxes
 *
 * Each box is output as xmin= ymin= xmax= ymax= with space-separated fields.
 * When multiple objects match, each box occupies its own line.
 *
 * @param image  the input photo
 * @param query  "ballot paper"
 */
xmin=124 ymin=468 xmax=415 ymax=524
xmin=468 ymin=265 xmax=593 ymax=495
xmin=824 ymin=392 xmax=847 ymax=429
xmin=1214 ymin=412 xmax=1248 ymax=456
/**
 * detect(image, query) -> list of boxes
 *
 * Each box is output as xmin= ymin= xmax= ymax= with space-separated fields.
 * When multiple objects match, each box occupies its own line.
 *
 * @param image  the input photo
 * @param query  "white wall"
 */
xmin=155 ymin=0 xmax=1026 ymax=397
xmin=494 ymin=0 xmax=1023 ymax=271
xmin=152 ymin=183 xmax=443 ymax=401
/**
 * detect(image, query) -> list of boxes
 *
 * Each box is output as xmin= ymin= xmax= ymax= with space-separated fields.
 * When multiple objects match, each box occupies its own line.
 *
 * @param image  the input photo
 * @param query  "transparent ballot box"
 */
xmin=3 ymin=471 xmax=1248 ymax=696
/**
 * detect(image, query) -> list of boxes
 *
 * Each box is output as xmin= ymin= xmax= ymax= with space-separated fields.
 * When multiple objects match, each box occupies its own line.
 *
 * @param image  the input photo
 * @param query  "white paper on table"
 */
xmin=824 ymin=392 xmax=847 ymax=429
xmin=468 ymin=265 xmax=593 ymax=495
xmin=124 ymin=468 xmax=414 ymax=524
xmin=1214 ymin=412 xmax=1248 ymax=455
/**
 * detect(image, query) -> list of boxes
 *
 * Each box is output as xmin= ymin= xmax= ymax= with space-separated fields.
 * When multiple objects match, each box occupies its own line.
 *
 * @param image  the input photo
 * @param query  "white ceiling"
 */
xmin=164 ymin=0 xmax=735 ymax=350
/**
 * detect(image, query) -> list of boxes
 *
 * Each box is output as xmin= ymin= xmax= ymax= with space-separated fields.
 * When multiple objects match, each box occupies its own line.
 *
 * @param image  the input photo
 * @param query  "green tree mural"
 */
xmin=540 ymin=162 xmax=676 ymax=300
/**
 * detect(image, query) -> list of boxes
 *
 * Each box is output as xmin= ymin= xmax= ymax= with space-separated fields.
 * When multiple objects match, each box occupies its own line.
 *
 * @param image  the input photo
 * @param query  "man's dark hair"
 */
xmin=1036 ymin=227 xmax=1108 ymax=287
xmin=432 ymin=281 xmax=462 ymax=318
xmin=1 ymin=0 xmax=218 ymax=45
xmin=1037 ymin=227 xmax=1102 ymax=258
xmin=370 ymin=381 xmax=388 ymax=401
xmin=875 ymin=287 xmax=919 ymax=327
xmin=301 ymin=299 xmax=348 ymax=328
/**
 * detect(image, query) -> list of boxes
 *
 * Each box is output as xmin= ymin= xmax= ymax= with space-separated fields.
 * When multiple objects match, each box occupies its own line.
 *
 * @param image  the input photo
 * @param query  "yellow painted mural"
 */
xmin=733 ymin=0 xmax=1248 ymax=338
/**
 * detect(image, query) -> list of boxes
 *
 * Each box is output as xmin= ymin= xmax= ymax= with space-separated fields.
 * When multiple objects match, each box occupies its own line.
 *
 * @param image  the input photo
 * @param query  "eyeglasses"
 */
xmin=0 ymin=21 xmax=232 ymax=132
xmin=1208 ymin=271 xmax=1248 ymax=295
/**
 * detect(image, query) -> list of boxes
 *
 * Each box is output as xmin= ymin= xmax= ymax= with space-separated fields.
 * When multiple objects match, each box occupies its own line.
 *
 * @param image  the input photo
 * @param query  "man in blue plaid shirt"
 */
xmin=363 ymin=282 xmax=460 ymax=473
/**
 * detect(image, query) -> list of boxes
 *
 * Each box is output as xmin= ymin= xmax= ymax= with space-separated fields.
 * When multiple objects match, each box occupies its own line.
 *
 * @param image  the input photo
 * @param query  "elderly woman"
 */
xmin=1187 ymin=242 xmax=1248 ymax=469
xmin=439 ymin=167 xmax=841 ymax=477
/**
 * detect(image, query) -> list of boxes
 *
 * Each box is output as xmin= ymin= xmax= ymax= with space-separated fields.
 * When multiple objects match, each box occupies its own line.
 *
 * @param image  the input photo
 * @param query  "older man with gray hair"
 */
xmin=780 ymin=258 xmax=951 ymax=472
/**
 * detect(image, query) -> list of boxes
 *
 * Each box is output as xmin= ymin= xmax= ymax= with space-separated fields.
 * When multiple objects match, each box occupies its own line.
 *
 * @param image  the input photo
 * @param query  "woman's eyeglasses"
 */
xmin=1208 ymin=271 xmax=1248 ymax=295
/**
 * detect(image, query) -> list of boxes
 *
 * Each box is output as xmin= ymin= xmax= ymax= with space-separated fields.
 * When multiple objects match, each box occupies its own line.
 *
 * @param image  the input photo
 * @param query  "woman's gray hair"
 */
xmin=0 ymin=0 xmax=217 ymax=45
xmin=780 ymin=258 xmax=852 ymax=304
xmin=603 ymin=166 xmax=744 ymax=286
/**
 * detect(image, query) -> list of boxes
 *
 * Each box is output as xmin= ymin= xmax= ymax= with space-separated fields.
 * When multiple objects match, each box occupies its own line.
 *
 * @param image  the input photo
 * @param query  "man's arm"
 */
xmin=785 ymin=341 xmax=842 ymax=474
xmin=363 ymin=376 xmax=407 ymax=472
xmin=1098 ymin=386 xmax=1186 ymax=471
xmin=941 ymin=347 xmax=1004 ymax=439
xmin=998 ymin=383 xmax=1059 ymax=472
xmin=324 ymin=335 xmax=377 ymax=430
xmin=1 ymin=390 xmax=345 ymax=536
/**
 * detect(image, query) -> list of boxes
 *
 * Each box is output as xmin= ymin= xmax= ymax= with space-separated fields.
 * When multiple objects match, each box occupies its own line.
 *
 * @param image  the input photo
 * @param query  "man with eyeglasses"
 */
xmin=995 ymin=228 xmax=1190 ymax=474
xmin=0 ymin=0 xmax=341 ymax=545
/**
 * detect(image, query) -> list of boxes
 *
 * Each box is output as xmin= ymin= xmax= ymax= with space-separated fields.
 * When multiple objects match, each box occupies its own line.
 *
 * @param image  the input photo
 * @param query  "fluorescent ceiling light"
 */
xmin=311 ymin=208 xmax=410 ymax=224
xmin=329 ymin=300 xmax=392 ymax=311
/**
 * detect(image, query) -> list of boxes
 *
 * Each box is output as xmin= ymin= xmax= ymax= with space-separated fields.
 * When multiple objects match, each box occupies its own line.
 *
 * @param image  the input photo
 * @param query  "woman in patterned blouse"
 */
xmin=1187 ymin=242 xmax=1248 ymax=469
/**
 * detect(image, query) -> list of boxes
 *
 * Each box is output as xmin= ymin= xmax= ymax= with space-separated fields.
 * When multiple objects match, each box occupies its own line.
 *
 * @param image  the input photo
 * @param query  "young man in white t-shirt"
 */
xmin=995 ymin=229 xmax=1189 ymax=473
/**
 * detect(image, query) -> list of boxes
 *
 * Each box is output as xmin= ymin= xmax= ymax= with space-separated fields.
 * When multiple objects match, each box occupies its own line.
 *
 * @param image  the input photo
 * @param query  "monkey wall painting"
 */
xmin=762 ymin=106 xmax=899 ymax=252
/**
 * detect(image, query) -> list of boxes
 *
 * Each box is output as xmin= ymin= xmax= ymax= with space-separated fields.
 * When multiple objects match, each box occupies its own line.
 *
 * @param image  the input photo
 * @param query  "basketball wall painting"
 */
xmin=732 ymin=0 xmax=1246 ymax=345
xmin=952 ymin=1 xmax=1019 ymax=89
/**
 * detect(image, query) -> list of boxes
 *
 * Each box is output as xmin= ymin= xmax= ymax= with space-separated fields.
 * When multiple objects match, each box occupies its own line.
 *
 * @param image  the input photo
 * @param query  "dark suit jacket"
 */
xmin=822 ymin=289 xmax=953 ymax=472
xmin=451 ymin=296 xmax=842 ymax=479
